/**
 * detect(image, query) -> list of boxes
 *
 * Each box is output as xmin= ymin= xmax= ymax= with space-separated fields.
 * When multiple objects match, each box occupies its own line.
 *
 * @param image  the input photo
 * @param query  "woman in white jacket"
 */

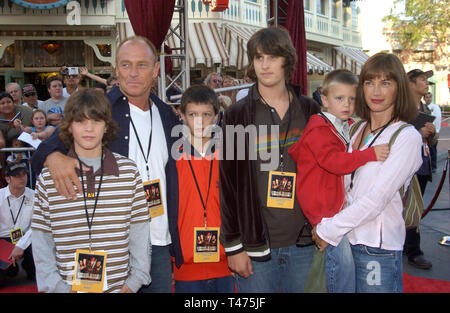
xmin=312 ymin=52 xmax=423 ymax=293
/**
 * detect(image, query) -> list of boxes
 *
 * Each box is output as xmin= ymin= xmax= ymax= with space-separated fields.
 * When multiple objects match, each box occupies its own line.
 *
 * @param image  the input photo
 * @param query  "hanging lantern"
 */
xmin=42 ymin=42 xmax=61 ymax=54
xmin=202 ymin=0 xmax=229 ymax=12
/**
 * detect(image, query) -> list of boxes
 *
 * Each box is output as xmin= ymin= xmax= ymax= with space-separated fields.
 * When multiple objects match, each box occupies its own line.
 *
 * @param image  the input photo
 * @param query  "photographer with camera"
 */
xmin=60 ymin=66 xmax=81 ymax=98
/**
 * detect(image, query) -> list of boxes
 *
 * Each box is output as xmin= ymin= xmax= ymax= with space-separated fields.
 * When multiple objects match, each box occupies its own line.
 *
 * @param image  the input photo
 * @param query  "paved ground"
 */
xmin=403 ymin=121 xmax=450 ymax=282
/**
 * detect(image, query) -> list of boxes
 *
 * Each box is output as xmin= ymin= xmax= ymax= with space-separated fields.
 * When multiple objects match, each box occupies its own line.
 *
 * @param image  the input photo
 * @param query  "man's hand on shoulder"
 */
xmin=45 ymin=151 xmax=83 ymax=200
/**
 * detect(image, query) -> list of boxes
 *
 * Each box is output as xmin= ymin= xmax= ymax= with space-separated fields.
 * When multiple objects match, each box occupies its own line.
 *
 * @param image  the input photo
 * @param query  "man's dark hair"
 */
xmin=46 ymin=75 xmax=63 ymax=89
xmin=246 ymin=26 xmax=297 ymax=82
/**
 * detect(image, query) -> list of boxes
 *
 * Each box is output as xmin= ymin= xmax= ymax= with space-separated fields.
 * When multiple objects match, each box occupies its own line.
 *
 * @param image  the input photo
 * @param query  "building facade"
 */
xmin=0 ymin=0 xmax=368 ymax=100
xmin=0 ymin=0 xmax=126 ymax=98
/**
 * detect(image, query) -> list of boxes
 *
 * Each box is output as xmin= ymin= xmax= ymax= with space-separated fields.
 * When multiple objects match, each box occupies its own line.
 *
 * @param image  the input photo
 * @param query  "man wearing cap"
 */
xmin=405 ymin=69 xmax=436 ymax=270
xmin=0 ymin=163 xmax=35 ymax=286
xmin=22 ymin=84 xmax=43 ymax=111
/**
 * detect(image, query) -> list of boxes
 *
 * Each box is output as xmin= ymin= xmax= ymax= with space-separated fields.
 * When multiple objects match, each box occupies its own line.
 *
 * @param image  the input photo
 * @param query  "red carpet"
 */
xmin=0 ymin=274 xmax=448 ymax=293
xmin=0 ymin=284 xmax=38 ymax=293
xmin=403 ymin=273 xmax=450 ymax=293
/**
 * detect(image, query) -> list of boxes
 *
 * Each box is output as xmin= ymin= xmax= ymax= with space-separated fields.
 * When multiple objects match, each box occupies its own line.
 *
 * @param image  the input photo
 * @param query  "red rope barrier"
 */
xmin=422 ymin=158 xmax=448 ymax=218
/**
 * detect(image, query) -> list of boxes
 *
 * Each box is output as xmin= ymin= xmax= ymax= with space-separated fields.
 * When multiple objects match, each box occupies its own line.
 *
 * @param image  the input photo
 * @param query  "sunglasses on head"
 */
xmin=24 ymin=92 xmax=36 ymax=97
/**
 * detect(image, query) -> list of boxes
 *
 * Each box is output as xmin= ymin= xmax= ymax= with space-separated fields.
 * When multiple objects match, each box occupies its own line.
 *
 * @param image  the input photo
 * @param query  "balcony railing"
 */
xmin=188 ymin=0 xmax=266 ymax=28
xmin=304 ymin=11 xmax=361 ymax=47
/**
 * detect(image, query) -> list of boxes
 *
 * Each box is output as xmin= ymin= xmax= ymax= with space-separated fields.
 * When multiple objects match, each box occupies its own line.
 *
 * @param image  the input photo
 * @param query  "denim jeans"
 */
xmin=174 ymin=275 xmax=235 ymax=293
xmin=351 ymin=244 xmax=403 ymax=293
xmin=138 ymin=245 xmax=173 ymax=293
xmin=325 ymin=236 xmax=355 ymax=293
xmin=235 ymin=244 xmax=314 ymax=293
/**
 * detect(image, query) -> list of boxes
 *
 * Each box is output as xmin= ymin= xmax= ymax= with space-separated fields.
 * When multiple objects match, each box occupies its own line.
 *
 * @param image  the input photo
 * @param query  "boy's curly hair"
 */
xmin=58 ymin=89 xmax=117 ymax=149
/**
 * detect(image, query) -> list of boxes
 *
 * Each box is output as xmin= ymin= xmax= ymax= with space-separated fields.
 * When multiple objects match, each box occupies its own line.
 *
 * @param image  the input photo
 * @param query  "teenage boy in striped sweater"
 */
xmin=31 ymin=89 xmax=151 ymax=293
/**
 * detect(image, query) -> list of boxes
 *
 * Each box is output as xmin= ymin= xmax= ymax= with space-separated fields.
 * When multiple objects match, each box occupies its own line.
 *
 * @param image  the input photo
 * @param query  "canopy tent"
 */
xmin=307 ymin=52 xmax=334 ymax=73
xmin=222 ymin=23 xmax=259 ymax=70
xmin=166 ymin=22 xmax=229 ymax=69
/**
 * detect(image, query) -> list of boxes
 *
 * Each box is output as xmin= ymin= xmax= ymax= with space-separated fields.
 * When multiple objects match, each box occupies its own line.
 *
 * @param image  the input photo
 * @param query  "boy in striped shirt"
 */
xmin=31 ymin=89 xmax=151 ymax=293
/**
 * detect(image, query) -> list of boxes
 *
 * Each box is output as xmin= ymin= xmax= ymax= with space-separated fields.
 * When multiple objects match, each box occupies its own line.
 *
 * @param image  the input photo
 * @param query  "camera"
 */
xmin=61 ymin=67 xmax=79 ymax=76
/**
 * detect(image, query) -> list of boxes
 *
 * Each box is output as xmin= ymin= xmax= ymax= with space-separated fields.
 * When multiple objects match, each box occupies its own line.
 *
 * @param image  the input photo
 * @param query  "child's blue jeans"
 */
xmin=325 ymin=235 xmax=356 ymax=293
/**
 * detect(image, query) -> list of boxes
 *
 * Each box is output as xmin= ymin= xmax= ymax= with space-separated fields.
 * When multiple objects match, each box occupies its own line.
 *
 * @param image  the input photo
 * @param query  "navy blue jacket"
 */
xmin=31 ymin=85 xmax=184 ymax=268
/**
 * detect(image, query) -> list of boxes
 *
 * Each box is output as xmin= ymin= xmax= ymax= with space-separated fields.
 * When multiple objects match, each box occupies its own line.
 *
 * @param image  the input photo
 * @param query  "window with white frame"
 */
xmin=316 ymin=0 xmax=327 ymax=16
xmin=331 ymin=0 xmax=340 ymax=19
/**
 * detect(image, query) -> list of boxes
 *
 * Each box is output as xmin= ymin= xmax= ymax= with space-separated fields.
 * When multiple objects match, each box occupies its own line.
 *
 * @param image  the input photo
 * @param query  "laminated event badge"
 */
xmin=9 ymin=228 xmax=23 ymax=245
xmin=72 ymin=250 xmax=108 ymax=293
xmin=193 ymin=227 xmax=220 ymax=263
xmin=266 ymin=171 xmax=296 ymax=209
xmin=143 ymin=179 xmax=164 ymax=218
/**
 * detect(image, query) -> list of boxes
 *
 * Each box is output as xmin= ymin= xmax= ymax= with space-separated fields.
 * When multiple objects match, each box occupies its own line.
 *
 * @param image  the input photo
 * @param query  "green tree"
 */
xmin=382 ymin=0 xmax=449 ymax=71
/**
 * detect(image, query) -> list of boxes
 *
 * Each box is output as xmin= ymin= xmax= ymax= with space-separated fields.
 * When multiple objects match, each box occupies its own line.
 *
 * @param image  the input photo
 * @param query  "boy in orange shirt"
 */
xmin=173 ymin=85 xmax=234 ymax=293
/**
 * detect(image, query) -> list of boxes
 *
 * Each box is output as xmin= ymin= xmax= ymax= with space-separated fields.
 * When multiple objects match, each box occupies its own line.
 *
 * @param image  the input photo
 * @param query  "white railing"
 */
xmin=304 ymin=9 xmax=361 ymax=48
xmin=330 ymin=18 xmax=340 ymax=38
xmin=188 ymin=0 xmax=266 ymax=28
xmin=169 ymin=83 xmax=254 ymax=102
xmin=241 ymin=0 xmax=264 ymax=27
xmin=315 ymin=14 xmax=329 ymax=35
xmin=342 ymin=27 xmax=351 ymax=44
xmin=304 ymin=11 xmax=313 ymax=32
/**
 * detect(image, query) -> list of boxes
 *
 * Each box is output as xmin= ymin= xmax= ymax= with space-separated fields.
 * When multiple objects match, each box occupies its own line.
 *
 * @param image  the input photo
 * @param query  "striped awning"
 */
xmin=222 ymin=23 xmax=259 ymax=70
xmin=306 ymin=52 xmax=334 ymax=73
xmin=334 ymin=46 xmax=369 ymax=74
xmin=166 ymin=22 xmax=229 ymax=68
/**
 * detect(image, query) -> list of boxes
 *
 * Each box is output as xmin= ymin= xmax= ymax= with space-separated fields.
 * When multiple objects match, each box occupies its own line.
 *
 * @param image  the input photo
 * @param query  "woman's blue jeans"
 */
xmin=351 ymin=244 xmax=403 ymax=293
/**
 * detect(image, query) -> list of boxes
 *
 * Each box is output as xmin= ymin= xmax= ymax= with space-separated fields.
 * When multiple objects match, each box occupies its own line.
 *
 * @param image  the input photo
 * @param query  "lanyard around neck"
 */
xmin=8 ymin=196 xmax=25 ymax=226
xmin=260 ymin=91 xmax=292 ymax=172
xmin=349 ymin=117 xmax=394 ymax=190
xmin=78 ymin=149 xmax=104 ymax=251
xmin=129 ymin=100 xmax=153 ymax=178
xmin=187 ymin=152 xmax=214 ymax=229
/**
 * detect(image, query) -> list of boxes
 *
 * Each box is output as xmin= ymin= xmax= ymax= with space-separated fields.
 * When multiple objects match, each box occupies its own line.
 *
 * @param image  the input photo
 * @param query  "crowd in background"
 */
xmin=0 ymin=31 xmax=441 ymax=293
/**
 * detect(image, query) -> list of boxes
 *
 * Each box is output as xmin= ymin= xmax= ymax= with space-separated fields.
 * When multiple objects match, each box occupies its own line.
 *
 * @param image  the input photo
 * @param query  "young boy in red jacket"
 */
xmin=173 ymin=85 xmax=234 ymax=293
xmin=288 ymin=69 xmax=390 ymax=292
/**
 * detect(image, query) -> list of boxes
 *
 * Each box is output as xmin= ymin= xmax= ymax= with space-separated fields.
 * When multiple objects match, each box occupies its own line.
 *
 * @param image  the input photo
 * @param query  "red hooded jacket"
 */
xmin=288 ymin=114 xmax=376 ymax=227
